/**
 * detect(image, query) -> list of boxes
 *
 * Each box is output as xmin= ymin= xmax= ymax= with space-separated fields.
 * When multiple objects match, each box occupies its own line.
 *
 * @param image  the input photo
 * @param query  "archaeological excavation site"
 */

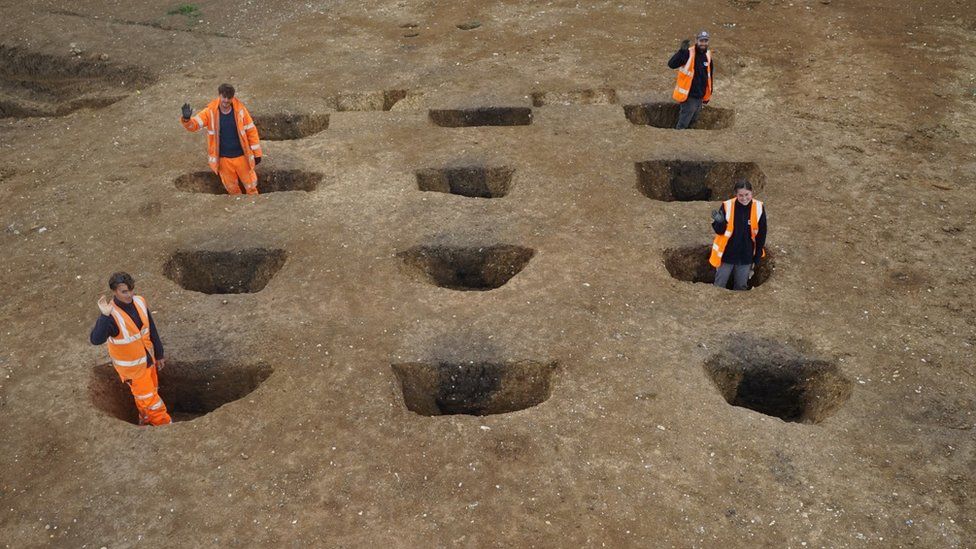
xmin=0 ymin=0 xmax=973 ymax=546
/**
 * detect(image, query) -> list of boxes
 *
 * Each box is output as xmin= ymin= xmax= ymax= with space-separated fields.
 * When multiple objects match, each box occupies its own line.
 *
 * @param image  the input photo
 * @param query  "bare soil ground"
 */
xmin=1 ymin=0 xmax=974 ymax=546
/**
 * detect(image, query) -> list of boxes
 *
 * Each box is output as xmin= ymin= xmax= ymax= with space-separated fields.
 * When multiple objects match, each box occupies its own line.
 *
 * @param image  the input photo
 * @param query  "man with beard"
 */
xmin=668 ymin=30 xmax=714 ymax=129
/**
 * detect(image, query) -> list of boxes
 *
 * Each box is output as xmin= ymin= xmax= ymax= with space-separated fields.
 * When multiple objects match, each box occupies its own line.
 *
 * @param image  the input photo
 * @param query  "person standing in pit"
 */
xmin=90 ymin=272 xmax=171 ymax=426
xmin=709 ymin=181 xmax=767 ymax=291
xmin=668 ymin=30 xmax=714 ymax=130
xmin=180 ymin=83 xmax=263 ymax=195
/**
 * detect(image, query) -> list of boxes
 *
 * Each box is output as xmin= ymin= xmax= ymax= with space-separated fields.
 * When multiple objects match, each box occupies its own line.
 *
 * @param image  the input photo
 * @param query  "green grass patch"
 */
xmin=167 ymin=4 xmax=200 ymax=17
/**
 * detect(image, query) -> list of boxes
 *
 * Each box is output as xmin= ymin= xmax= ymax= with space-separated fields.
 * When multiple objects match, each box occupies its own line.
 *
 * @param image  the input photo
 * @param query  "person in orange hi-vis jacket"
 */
xmin=668 ymin=30 xmax=714 ymax=130
xmin=180 ymin=83 xmax=263 ymax=195
xmin=90 ymin=272 xmax=172 ymax=426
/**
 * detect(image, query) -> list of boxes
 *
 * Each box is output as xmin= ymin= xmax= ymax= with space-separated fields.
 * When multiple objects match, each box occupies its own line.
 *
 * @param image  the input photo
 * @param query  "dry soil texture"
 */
xmin=1 ymin=0 xmax=975 ymax=547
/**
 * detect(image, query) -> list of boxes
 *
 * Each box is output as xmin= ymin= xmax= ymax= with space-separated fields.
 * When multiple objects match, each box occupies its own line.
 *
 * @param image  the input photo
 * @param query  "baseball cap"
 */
xmin=697 ymin=30 xmax=710 ymax=40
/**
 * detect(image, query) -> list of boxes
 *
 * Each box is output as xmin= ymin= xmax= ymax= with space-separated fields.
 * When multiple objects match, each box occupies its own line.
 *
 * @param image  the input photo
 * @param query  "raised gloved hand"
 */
xmin=711 ymin=209 xmax=725 ymax=224
xmin=254 ymin=156 xmax=262 ymax=165
xmin=680 ymin=38 xmax=691 ymax=49
xmin=181 ymin=103 xmax=192 ymax=120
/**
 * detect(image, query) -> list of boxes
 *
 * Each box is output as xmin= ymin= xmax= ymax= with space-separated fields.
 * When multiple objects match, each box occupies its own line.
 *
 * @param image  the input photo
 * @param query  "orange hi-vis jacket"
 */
xmin=709 ymin=198 xmax=765 ymax=268
xmin=181 ymin=97 xmax=262 ymax=174
xmin=106 ymin=295 xmax=156 ymax=381
xmin=672 ymin=47 xmax=712 ymax=103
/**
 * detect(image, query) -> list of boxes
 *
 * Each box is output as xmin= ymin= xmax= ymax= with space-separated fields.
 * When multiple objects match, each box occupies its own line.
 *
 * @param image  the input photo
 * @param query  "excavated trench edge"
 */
xmin=663 ymin=245 xmax=773 ymax=289
xmin=429 ymin=107 xmax=533 ymax=127
xmin=392 ymin=360 xmax=558 ymax=416
xmin=415 ymin=166 xmax=515 ymax=198
xmin=623 ymin=102 xmax=734 ymax=129
xmin=397 ymin=244 xmax=535 ymax=290
xmin=635 ymin=160 xmax=766 ymax=202
xmin=173 ymin=169 xmax=323 ymax=194
xmin=89 ymin=361 xmax=273 ymax=424
xmin=163 ymin=248 xmax=287 ymax=294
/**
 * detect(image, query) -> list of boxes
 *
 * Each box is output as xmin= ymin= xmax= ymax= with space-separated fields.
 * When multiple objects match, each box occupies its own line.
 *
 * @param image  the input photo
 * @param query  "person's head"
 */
xmin=734 ymin=180 xmax=753 ymax=205
xmin=108 ymin=272 xmax=135 ymax=303
xmin=696 ymin=30 xmax=710 ymax=52
xmin=218 ymin=83 xmax=235 ymax=110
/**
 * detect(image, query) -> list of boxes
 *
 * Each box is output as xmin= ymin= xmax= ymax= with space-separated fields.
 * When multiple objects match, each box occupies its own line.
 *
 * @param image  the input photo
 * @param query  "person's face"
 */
xmin=697 ymin=37 xmax=709 ymax=51
xmin=113 ymin=283 xmax=134 ymax=303
xmin=736 ymin=188 xmax=753 ymax=205
xmin=219 ymin=94 xmax=233 ymax=111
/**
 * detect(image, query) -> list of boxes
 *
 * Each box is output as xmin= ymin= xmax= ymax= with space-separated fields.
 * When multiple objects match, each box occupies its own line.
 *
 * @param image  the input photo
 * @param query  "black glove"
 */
xmin=181 ymin=103 xmax=192 ymax=119
xmin=711 ymin=209 xmax=725 ymax=224
xmin=254 ymin=156 xmax=262 ymax=165
xmin=680 ymin=39 xmax=691 ymax=49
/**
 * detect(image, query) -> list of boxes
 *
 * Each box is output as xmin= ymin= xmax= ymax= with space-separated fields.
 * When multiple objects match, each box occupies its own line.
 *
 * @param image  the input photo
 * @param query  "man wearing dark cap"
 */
xmin=668 ymin=30 xmax=714 ymax=129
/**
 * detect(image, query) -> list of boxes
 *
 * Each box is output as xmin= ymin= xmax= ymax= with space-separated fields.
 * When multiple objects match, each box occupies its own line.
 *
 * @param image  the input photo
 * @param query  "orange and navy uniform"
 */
xmin=90 ymin=296 xmax=171 ymax=425
xmin=709 ymin=198 xmax=767 ymax=267
xmin=669 ymin=46 xmax=713 ymax=103
xmin=180 ymin=97 xmax=262 ymax=195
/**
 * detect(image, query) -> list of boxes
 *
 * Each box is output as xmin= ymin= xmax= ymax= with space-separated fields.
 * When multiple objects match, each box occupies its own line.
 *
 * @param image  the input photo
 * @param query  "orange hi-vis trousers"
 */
xmin=124 ymin=364 xmax=172 ymax=426
xmin=218 ymin=156 xmax=259 ymax=195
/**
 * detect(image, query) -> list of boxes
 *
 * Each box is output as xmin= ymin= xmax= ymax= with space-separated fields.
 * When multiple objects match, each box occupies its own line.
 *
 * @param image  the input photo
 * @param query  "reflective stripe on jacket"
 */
xmin=672 ymin=47 xmax=712 ymax=103
xmin=180 ymin=97 xmax=262 ymax=174
xmin=709 ymin=199 xmax=765 ymax=268
xmin=106 ymin=295 xmax=155 ymax=380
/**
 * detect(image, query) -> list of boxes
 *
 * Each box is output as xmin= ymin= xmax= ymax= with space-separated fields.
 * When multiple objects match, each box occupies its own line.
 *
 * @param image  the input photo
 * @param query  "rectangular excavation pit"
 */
xmin=429 ymin=107 xmax=532 ymax=127
xmin=623 ymin=102 xmax=733 ymax=129
xmin=704 ymin=336 xmax=852 ymax=424
xmin=415 ymin=166 xmax=514 ymax=198
xmin=531 ymin=88 xmax=618 ymax=107
xmin=664 ymin=244 xmax=773 ymax=289
xmin=174 ymin=169 xmax=323 ymax=194
xmin=0 ymin=45 xmax=155 ymax=119
xmin=392 ymin=360 xmax=557 ymax=416
xmin=333 ymin=89 xmax=407 ymax=111
xmin=251 ymin=113 xmax=330 ymax=140
xmin=164 ymin=248 xmax=287 ymax=294
xmin=89 ymin=361 xmax=273 ymax=424
xmin=398 ymin=244 xmax=534 ymax=291
xmin=636 ymin=160 xmax=765 ymax=201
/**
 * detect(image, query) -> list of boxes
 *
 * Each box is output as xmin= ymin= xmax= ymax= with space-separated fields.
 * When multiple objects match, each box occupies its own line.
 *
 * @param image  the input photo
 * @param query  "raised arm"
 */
xmin=668 ymin=40 xmax=690 ymax=69
xmin=180 ymin=104 xmax=210 ymax=132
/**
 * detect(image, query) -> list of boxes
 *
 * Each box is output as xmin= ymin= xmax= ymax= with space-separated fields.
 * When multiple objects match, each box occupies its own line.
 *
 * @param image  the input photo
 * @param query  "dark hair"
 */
xmin=108 ymin=272 xmax=135 ymax=291
xmin=217 ymin=83 xmax=235 ymax=99
xmin=733 ymin=180 xmax=753 ymax=192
